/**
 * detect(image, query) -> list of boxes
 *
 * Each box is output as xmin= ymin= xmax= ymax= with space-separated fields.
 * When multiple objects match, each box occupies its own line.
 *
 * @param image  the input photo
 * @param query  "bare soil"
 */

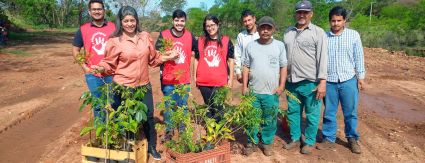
xmin=0 ymin=32 xmax=424 ymax=163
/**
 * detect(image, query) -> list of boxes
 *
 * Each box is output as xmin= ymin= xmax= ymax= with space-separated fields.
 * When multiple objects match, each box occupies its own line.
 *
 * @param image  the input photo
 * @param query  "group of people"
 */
xmin=73 ymin=0 xmax=365 ymax=160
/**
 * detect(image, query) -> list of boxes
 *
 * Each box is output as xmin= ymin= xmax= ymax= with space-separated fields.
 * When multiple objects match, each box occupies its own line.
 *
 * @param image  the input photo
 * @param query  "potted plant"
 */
xmin=79 ymin=83 xmax=149 ymax=163
xmin=156 ymin=85 xmax=262 ymax=163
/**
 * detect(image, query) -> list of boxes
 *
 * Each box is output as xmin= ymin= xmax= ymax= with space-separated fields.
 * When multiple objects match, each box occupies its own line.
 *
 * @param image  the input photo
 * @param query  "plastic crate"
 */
xmin=165 ymin=141 xmax=231 ymax=163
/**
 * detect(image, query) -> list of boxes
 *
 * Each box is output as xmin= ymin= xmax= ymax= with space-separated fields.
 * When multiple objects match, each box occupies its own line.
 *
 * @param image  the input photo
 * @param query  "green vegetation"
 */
xmin=156 ymin=85 xmax=262 ymax=154
xmin=1 ymin=0 xmax=424 ymax=56
xmin=182 ymin=0 xmax=425 ymax=57
xmin=0 ymin=49 xmax=30 ymax=56
xmin=79 ymin=83 xmax=149 ymax=150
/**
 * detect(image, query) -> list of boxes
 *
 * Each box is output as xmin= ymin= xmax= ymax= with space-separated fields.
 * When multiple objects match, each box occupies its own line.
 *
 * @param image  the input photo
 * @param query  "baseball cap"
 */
xmin=257 ymin=16 xmax=275 ymax=28
xmin=295 ymin=0 xmax=313 ymax=12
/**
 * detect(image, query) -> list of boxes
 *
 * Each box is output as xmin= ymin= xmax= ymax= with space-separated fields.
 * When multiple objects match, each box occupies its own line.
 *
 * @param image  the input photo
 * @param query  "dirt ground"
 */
xmin=0 ymin=31 xmax=424 ymax=163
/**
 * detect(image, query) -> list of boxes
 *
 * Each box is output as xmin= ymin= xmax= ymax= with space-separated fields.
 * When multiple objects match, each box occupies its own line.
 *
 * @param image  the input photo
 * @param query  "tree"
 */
xmin=186 ymin=7 xmax=207 ymax=36
xmin=159 ymin=0 xmax=187 ymax=15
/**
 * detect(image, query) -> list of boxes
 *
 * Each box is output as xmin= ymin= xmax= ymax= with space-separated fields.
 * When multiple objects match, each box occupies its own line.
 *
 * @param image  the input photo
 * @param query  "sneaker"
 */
xmin=301 ymin=145 xmax=314 ymax=155
xmin=316 ymin=140 xmax=335 ymax=150
xmin=262 ymin=144 xmax=273 ymax=156
xmin=243 ymin=143 xmax=258 ymax=156
xmin=348 ymin=138 xmax=361 ymax=154
xmin=148 ymin=148 xmax=161 ymax=160
xmin=283 ymin=140 xmax=301 ymax=150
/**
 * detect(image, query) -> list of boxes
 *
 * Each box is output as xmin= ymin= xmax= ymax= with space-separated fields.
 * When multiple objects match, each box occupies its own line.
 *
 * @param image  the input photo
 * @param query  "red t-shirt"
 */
xmin=160 ymin=29 xmax=193 ymax=84
xmin=196 ymin=36 xmax=229 ymax=86
xmin=81 ymin=22 xmax=115 ymax=72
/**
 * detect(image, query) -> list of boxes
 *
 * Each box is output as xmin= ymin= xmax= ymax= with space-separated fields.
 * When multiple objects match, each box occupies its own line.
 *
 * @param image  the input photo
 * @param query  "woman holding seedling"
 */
xmin=194 ymin=14 xmax=235 ymax=122
xmin=91 ymin=6 xmax=178 ymax=160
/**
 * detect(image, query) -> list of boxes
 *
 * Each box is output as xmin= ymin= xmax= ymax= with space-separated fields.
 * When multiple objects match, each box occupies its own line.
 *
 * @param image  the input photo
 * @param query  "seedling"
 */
xmin=284 ymin=90 xmax=301 ymax=104
xmin=156 ymin=86 xmax=262 ymax=154
xmin=75 ymin=51 xmax=87 ymax=64
xmin=79 ymin=81 xmax=149 ymax=151
xmin=159 ymin=38 xmax=174 ymax=55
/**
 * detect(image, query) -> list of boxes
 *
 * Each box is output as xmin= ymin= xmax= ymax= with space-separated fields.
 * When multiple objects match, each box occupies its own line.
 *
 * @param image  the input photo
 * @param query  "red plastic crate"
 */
xmin=165 ymin=141 xmax=231 ymax=163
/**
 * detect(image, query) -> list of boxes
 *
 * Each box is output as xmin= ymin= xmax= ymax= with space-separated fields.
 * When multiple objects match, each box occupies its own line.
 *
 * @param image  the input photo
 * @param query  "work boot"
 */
xmin=283 ymin=140 xmax=301 ymax=150
xmin=301 ymin=145 xmax=314 ymax=155
xmin=148 ymin=147 xmax=161 ymax=160
xmin=243 ymin=143 xmax=258 ymax=156
xmin=316 ymin=139 xmax=335 ymax=150
xmin=348 ymin=138 xmax=361 ymax=154
xmin=262 ymin=144 xmax=273 ymax=156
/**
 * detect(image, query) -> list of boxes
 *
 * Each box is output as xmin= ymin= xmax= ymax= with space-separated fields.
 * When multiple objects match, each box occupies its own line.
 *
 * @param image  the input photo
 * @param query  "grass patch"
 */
xmin=8 ymin=28 xmax=76 ymax=41
xmin=0 ymin=49 xmax=31 ymax=56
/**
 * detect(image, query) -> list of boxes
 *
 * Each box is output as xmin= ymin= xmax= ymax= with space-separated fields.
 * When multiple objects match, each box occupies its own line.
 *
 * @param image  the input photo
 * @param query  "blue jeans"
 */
xmin=84 ymin=74 xmax=113 ymax=123
xmin=161 ymin=84 xmax=190 ymax=132
xmin=322 ymin=77 xmax=360 ymax=142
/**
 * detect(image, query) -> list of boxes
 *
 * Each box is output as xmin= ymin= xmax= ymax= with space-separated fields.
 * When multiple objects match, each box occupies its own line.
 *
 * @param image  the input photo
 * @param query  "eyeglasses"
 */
xmin=205 ymin=24 xmax=217 ymax=29
xmin=90 ymin=8 xmax=104 ymax=12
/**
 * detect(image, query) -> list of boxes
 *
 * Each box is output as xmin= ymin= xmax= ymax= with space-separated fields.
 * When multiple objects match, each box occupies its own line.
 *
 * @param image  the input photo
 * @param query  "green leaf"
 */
xmin=135 ymin=111 xmax=144 ymax=122
xmin=80 ymin=127 xmax=94 ymax=136
xmin=95 ymin=126 xmax=104 ymax=137
xmin=223 ymin=134 xmax=235 ymax=140
xmin=109 ymin=111 xmax=116 ymax=120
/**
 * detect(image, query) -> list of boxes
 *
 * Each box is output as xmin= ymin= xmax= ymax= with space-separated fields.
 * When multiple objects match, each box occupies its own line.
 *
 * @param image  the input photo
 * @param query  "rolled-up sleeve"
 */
xmin=99 ymin=39 xmax=119 ymax=75
xmin=316 ymin=30 xmax=328 ymax=80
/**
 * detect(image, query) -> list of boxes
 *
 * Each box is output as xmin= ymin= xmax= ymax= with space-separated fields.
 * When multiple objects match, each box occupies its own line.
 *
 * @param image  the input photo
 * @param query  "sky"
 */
xmin=185 ymin=0 xmax=216 ymax=10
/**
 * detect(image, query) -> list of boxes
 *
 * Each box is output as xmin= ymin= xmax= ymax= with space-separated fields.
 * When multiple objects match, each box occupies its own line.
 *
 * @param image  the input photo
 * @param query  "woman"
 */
xmin=92 ymin=6 xmax=177 ymax=160
xmin=194 ymin=14 xmax=234 ymax=122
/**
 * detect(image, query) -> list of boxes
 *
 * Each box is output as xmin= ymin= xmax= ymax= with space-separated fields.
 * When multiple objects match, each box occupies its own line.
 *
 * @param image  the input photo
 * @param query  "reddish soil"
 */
xmin=0 ymin=32 xmax=424 ymax=163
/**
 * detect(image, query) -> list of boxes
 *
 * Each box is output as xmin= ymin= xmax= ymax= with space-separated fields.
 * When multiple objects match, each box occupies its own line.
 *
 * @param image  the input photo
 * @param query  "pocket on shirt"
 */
xmin=300 ymin=41 xmax=315 ymax=51
xmin=268 ymin=55 xmax=279 ymax=68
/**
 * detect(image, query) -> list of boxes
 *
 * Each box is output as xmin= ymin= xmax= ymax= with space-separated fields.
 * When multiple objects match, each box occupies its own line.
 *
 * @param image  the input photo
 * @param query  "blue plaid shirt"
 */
xmin=327 ymin=28 xmax=365 ymax=83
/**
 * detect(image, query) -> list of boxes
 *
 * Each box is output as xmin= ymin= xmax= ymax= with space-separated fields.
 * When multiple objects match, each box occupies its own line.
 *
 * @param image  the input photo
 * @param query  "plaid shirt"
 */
xmin=327 ymin=28 xmax=365 ymax=83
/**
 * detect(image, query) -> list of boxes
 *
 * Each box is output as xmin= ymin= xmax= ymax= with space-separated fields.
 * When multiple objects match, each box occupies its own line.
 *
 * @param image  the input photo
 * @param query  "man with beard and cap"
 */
xmin=72 ymin=0 xmax=115 ymax=125
xmin=155 ymin=9 xmax=198 ymax=141
xmin=242 ymin=16 xmax=287 ymax=157
xmin=317 ymin=6 xmax=365 ymax=154
xmin=283 ymin=0 xmax=328 ymax=155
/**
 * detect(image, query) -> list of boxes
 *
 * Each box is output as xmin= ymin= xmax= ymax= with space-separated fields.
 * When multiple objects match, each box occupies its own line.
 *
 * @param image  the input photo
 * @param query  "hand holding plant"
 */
xmin=159 ymin=38 xmax=174 ymax=55
xmin=75 ymin=51 xmax=87 ymax=64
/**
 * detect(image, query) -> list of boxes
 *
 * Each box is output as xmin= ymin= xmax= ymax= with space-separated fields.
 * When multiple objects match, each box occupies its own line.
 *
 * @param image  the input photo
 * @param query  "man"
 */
xmin=242 ymin=16 xmax=287 ymax=156
xmin=283 ymin=0 xmax=328 ymax=155
xmin=155 ymin=9 xmax=198 ymax=140
xmin=72 ymin=0 xmax=115 ymax=124
xmin=235 ymin=10 xmax=260 ymax=83
xmin=318 ymin=6 xmax=365 ymax=154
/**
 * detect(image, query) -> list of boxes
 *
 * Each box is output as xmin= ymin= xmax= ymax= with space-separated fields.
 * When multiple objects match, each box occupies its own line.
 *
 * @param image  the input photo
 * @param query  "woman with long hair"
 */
xmin=92 ymin=6 xmax=177 ymax=160
xmin=194 ymin=14 xmax=234 ymax=122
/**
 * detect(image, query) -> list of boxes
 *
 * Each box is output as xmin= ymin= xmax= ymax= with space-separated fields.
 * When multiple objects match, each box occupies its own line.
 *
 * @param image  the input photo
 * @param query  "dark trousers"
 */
xmin=111 ymin=84 xmax=157 ymax=150
xmin=198 ymin=86 xmax=223 ymax=122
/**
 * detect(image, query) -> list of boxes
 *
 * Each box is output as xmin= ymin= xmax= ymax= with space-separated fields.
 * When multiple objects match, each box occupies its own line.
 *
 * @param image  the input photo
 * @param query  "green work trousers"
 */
xmin=248 ymin=93 xmax=279 ymax=145
xmin=286 ymin=80 xmax=322 ymax=145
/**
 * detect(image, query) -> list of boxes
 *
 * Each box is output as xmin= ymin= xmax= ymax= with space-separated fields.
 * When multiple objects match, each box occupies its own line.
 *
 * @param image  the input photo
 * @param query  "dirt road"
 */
xmin=0 ymin=32 xmax=424 ymax=163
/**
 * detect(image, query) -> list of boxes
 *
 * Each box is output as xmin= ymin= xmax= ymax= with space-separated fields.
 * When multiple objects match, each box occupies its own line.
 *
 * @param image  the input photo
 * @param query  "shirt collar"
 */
xmin=90 ymin=19 xmax=108 ymax=27
xmin=329 ymin=27 xmax=346 ymax=36
xmin=170 ymin=27 xmax=186 ymax=38
xmin=247 ymin=29 xmax=258 ymax=35
xmin=292 ymin=22 xmax=313 ymax=31
xmin=121 ymin=32 xmax=141 ymax=42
